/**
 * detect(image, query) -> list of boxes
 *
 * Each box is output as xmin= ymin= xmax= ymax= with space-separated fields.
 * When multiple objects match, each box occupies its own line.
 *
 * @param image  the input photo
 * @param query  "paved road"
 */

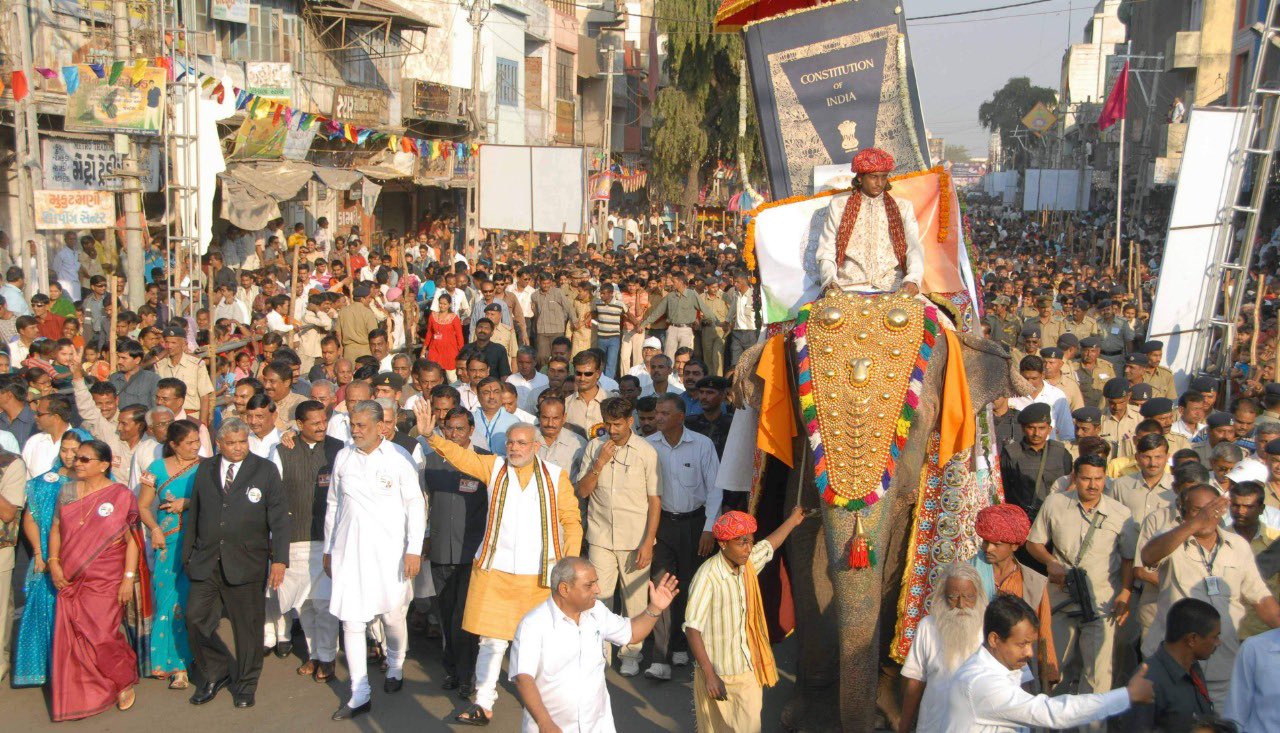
xmin=4 ymin=620 xmax=803 ymax=732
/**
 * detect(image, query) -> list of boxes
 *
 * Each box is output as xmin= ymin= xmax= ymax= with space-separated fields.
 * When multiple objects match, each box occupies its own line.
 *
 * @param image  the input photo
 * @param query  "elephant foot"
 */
xmin=780 ymin=689 xmax=841 ymax=733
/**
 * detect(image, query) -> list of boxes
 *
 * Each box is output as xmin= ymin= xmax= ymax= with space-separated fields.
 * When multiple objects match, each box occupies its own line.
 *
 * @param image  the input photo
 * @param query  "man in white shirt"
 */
xmin=22 ymin=395 xmax=73 ymax=479
xmin=644 ymin=393 xmax=721 ymax=681
xmin=945 ymin=594 xmax=1153 ymax=732
xmin=51 ymin=235 xmax=82 ymax=301
xmin=243 ymin=394 xmax=282 ymax=459
xmin=326 ymin=380 xmax=370 ymax=445
xmin=1009 ymin=354 xmax=1075 ymax=441
xmin=510 ymin=557 xmax=677 ymax=733
xmin=212 ymin=284 xmax=251 ymax=325
xmin=324 ymin=400 xmax=425 ymax=720
xmin=900 ymin=563 xmax=988 ymax=733
xmin=1227 ymin=626 xmax=1280 ymax=732
xmin=506 ymin=348 xmax=549 ymax=412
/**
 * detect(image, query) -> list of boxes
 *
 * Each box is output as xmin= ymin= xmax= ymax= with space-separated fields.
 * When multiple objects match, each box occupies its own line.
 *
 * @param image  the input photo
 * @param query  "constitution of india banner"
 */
xmin=743 ymin=0 xmax=931 ymax=198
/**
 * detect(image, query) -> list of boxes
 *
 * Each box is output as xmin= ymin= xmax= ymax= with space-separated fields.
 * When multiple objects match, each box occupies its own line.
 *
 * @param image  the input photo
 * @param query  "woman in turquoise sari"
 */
xmin=137 ymin=419 xmax=202 ymax=688
xmin=13 ymin=428 xmax=89 ymax=686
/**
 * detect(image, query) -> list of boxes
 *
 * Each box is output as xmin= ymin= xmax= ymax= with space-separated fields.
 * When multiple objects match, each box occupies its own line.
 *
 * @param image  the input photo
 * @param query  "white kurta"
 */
xmin=815 ymin=191 xmax=924 ymax=292
xmin=324 ymin=439 xmax=426 ymax=623
xmin=277 ymin=541 xmax=332 ymax=613
xmin=901 ymin=614 xmax=983 ymax=733
xmin=482 ymin=458 xmax=566 ymax=575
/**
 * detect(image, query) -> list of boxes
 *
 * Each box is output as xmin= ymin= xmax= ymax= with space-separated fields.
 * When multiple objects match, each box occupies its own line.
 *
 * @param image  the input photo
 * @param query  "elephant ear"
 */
xmin=730 ymin=340 xmax=768 ymax=411
xmin=953 ymin=330 xmax=1031 ymax=406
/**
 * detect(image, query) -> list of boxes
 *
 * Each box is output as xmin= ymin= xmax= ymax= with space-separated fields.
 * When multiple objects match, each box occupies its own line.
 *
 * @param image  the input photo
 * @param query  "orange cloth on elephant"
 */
xmin=938 ymin=329 xmax=976 ymax=465
xmin=995 ymin=565 xmax=1060 ymax=687
xmin=742 ymin=560 xmax=779 ymax=689
xmin=755 ymin=333 xmax=796 ymax=467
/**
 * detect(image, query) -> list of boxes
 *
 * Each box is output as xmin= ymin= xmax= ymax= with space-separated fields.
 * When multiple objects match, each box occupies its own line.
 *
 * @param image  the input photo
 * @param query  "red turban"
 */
xmin=852 ymin=147 xmax=894 ymax=174
xmin=712 ymin=510 xmax=758 ymax=541
xmin=975 ymin=503 xmax=1031 ymax=545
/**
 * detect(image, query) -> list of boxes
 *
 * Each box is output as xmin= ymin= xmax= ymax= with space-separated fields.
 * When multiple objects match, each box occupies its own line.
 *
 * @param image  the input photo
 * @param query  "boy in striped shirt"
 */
xmin=683 ymin=506 xmax=807 ymax=732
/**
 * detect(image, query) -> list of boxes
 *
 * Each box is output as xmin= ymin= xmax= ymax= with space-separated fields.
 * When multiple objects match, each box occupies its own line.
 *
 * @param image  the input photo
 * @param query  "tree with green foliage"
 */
xmin=943 ymin=144 xmax=971 ymax=164
xmin=978 ymin=77 xmax=1058 ymax=168
xmin=650 ymin=0 xmax=764 ymax=216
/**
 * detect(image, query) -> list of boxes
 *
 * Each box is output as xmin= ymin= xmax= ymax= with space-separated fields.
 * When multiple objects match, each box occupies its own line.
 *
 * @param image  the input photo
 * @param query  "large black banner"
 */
xmin=744 ymin=0 xmax=931 ymax=198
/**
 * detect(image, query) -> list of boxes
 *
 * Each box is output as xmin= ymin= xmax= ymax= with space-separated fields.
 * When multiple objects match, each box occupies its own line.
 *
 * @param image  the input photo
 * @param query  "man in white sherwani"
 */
xmin=323 ymin=399 xmax=426 ymax=720
xmin=815 ymin=146 xmax=925 ymax=297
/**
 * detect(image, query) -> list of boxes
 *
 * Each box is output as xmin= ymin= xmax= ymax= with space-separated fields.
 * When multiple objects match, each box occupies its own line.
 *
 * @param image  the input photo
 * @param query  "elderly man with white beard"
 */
xmin=899 ymin=562 xmax=989 ymax=733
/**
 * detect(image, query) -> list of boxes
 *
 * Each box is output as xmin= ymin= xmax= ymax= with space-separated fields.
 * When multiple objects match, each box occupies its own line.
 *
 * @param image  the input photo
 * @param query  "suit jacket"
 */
xmin=183 ymin=452 xmax=291 ymax=585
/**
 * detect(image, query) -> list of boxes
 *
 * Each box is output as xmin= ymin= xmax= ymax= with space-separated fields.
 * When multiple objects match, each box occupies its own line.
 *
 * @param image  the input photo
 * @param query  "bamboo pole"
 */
xmin=1251 ymin=272 xmax=1264 ymax=371
xmin=108 ymin=272 xmax=118 ymax=372
xmin=207 ymin=256 xmax=217 ymax=387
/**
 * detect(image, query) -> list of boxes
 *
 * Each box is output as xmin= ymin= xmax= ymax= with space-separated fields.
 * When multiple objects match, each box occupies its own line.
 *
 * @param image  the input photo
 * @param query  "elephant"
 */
xmin=734 ymin=319 xmax=1028 ymax=732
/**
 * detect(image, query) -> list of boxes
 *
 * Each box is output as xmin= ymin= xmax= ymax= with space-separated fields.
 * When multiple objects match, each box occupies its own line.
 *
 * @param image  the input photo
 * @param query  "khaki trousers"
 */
xmin=664 ymin=325 xmax=695 ymax=359
xmin=694 ymin=667 xmax=762 ymax=733
xmin=588 ymin=544 xmax=649 ymax=660
xmin=1052 ymin=610 xmax=1115 ymax=732
xmin=0 ymin=564 xmax=12 ymax=681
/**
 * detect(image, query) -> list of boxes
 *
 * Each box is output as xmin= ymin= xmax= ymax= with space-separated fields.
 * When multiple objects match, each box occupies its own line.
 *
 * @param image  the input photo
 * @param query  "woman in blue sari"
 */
xmin=137 ymin=419 xmax=202 ymax=688
xmin=13 ymin=428 xmax=90 ymax=686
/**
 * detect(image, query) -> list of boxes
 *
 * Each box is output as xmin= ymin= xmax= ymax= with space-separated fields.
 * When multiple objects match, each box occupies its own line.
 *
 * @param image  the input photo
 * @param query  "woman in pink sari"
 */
xmin=46 ymin=439 xmax=142 ymax=720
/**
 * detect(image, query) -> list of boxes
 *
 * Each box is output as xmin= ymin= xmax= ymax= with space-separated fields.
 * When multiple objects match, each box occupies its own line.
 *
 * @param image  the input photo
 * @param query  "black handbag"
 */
xmin=1054 ymin=511 xmax=1105 ymax=624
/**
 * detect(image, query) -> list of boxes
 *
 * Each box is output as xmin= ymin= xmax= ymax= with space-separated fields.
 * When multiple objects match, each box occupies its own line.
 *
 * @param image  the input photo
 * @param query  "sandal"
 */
xmin=168 ymin=672 xmax=189 ymax=690
xmin=314 ymin=661 xmax=335 ymax=682
xmin=117 ymin=687 xmax=136 ymax=711
xmin=455 ymin=704 xmax=492 ymax=726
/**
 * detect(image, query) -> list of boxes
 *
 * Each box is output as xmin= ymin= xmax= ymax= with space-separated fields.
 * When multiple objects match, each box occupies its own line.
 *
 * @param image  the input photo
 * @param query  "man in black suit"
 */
xmin=183 ymin=417 xmax=290 ymax=709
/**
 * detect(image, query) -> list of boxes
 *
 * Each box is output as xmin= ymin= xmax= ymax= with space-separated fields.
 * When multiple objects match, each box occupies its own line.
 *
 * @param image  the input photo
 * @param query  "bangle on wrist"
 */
xmin=124 ymin=571 xmax=136 ymax=579
xmin=643 ymin=606 xmax=661 ymax=618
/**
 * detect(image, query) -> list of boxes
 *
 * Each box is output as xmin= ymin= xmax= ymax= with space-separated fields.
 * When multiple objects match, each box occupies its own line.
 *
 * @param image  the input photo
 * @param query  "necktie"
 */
xmin=224 ymin=462 xmax=236 ymax=493
xmin=1189 ymin=666 xmax=1209 ymax=701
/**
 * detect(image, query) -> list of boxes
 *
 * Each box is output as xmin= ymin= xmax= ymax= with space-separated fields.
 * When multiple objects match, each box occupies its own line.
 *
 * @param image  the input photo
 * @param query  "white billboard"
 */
xmin=478 ymin=145 xmax=586 ymax=234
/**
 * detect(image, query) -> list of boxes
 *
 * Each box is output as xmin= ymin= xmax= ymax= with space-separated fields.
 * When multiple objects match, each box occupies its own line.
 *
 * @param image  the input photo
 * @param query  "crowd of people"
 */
xmin=0 ymin=192 xmax=1275 ymax=733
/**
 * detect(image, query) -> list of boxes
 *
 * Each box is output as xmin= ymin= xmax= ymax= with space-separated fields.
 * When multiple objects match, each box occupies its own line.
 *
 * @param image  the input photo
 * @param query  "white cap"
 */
xmin=642 ymin=337 xmax=662 ymax=350
xmin=1226 ymin=458 xmax=1268 ymax=485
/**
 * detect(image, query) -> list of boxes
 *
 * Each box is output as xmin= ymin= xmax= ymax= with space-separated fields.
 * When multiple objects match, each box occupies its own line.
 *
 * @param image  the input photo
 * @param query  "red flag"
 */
xmin=1097 ymin=61 xmax=1129 ymax=130
xmin=10 ymin=71 xmax=28 ymax=101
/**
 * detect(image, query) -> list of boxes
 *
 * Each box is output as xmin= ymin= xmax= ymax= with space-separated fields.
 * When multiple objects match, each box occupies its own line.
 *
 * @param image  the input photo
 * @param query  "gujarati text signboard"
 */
xmin=34 ymin=190 xmax=116 ymax=230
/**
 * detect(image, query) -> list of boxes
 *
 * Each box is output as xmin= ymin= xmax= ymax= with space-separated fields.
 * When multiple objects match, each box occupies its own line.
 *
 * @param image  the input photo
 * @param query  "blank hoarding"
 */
xmin=477 ymin=145 xmax=585 ymax=234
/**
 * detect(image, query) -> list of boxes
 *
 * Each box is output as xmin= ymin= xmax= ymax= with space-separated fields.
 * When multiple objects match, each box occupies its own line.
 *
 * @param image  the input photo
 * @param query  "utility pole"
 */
xmin=598 ymin=42 xmax=615 ymax=250
xmin=12 ymin=0 xmax=45 ymax=297
xmin=464 ymin=0 xmax=489 ymax=256
xmin=113 ymin=0 xmax=146 ymax=307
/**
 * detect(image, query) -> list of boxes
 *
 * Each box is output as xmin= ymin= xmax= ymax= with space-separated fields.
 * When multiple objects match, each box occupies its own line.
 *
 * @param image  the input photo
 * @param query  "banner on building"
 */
xmin=589 ymin=171 xmax=612 ymax=202
xmin=41 ymin=137 xmax=162 ymax=192
xmin=212 ymin=0 xmax=249 ymax=24
xmin=33 ymin=190 xmax=116 ymax=230
xmin=229 ymin=115 xmax=317 ymax=161
xmin=65 ymin=62 xmax=166 ymax=136
xmin=245 ymin=62 xmax=293 ymax=103
xmin=743 ymin=0 xmax=930 ymax=198
xmin=334 ymin=86 xmax=389 ymax=127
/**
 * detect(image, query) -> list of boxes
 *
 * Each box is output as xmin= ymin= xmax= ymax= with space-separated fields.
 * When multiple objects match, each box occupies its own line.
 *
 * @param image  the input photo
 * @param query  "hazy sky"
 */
xmin=905 ymin=0 xmax=1089 ymax=156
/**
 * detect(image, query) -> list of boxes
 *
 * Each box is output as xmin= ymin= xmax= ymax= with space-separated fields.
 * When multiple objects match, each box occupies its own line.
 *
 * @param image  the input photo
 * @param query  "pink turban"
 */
xmin=852 ymin=147 xmax=894 ymax=174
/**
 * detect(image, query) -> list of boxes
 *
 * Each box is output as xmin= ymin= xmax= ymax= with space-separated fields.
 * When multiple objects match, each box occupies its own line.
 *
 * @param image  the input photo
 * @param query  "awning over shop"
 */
xmin=220 ymin=160 xmax=364 ymax=230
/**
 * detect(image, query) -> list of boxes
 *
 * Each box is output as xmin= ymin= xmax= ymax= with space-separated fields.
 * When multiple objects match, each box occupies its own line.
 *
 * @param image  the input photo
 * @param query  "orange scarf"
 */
xmin=742 ymin=560 xmax=778 ymax=688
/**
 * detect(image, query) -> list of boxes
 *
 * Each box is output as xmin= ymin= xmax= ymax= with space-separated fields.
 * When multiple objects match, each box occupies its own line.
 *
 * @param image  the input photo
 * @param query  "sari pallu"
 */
xmin=51 ymin=483 xmax=147 ymax=722
xmin=12 ymin=473 xmax=65 ymax=687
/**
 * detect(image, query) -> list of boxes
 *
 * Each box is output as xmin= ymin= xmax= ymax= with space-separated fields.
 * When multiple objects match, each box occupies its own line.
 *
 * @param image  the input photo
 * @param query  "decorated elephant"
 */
xmin=733 ymin=290 xmax=1029 ymax=732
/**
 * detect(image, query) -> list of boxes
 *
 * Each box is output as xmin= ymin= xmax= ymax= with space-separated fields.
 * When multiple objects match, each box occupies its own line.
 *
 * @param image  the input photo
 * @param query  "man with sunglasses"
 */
xmin=564 ymin=351 xmax=613 ymax=438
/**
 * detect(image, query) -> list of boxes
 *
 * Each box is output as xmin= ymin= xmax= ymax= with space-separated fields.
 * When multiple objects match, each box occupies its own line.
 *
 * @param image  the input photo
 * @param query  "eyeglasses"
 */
xmin=575 ymin=371 xmax=595 ymax=377
xmin=945 ymin=593 xmax=978 ymax=604
xmin=74 ymin=456 xmax=95 ymax=464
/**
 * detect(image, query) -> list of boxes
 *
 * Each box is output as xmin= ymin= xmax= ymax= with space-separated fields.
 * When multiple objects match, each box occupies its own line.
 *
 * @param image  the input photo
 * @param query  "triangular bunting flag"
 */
xmin=11 ymin=71 xmax=28 ymax=101
xmin=89 ymin=63 xmax=105 ymax=79
xmin=235 ymin=90 xmax=249 ymax=110
xmin=61 ymin=66 xmax=79 ymax=95
xmin=272 ymin=103 xmax=282 ymax=125
xmin=356 ymin=128 xmax=373 ymax=145
xmin=108 ymin=61 xmax=124 ymax=84
xmin=34 ymin=68 xmax=55 ymax=79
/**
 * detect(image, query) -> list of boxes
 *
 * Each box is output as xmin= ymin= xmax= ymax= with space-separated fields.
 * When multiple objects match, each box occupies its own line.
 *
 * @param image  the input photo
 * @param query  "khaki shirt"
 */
xmin=1140 ymin=529 xmax=1272 ymax=683
xmin=564 ymin=388 xmax=611 ymax=437
xmin=335 ymin=301 xmax=380 ymax=359
xmin=273 ymin=391 xmax=305 ymax=432
xmin=640 ymin=289 xmax=705 ymax=329
xmin=1028 ymin=490 xmax=1135 ymax=616
xmin=1028 ymin=316 xmax=1066 ymax=347
xmin=1074 ymin=361 xmax=1115 ymax=409
xmin=1064 ymin=315 xmax=1099 ymax=341
xmin=1101 ymin=405 xmax=1142 ymax=458
xmin=1239 ymin=524 xmax=1280 ymax=639
xmin=155 ymin=353 xmax=215 ymax=414
xmin=1108 ymin=472 xmax=1176 ymax=530
xmin=1166 ymin=431 xmax=1192 ymax=457
xmin=1147 ymin=366 xmax=1177 ymax=400
xmin=0 ymin=455 xmax=27 ymax=571
xmin=538 ymin=428 xmax=586 ymax=478
xmin=700 ymin=293 xmax=729 ymax=338
xmin=1049 ymin=375 xmax=1085 ymax=411
xmin=576 ymin=433 xmax=660 ymax=550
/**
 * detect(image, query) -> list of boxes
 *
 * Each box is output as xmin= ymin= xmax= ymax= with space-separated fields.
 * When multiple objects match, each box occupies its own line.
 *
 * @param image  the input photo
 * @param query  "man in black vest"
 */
xmin=183 ymin=418 xmax=290 ymax=709
xmin=419 ymin=406 xmax=489 ymax=698
xmin=269 ymin=400 xmax=344 ymax=682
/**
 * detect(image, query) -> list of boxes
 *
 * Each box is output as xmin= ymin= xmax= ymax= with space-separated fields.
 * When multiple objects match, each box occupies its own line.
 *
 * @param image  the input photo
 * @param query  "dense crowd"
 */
xmin=0 ymin=193 xmax=1276 ymax=733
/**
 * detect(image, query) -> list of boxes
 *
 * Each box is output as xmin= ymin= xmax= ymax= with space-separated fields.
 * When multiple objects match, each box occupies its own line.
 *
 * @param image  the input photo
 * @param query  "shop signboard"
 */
xmin=41 ymin=137 xmax=162 ymax=192
xmin=65 ymin=62 xmax=166 ymax=136
xmin=33 ymin=190 xmax=116 ymax=230
xmin=334 ymin=86 xmax=389 ymax=127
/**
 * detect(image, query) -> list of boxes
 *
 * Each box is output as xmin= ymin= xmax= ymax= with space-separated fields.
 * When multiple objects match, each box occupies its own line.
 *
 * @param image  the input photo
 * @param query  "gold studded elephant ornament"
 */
xmin=732 ymin=289 xmax=1029 ymax=732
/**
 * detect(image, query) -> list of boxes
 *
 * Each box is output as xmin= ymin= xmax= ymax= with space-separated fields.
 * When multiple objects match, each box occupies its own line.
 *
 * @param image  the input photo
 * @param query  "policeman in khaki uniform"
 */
xmin=1139 ymin=340 xmax=1176 ymax=400
xmin=984 ymin=296 xmax=1021 ymax=347
xmin=155 ymin=324 xmax=216 ymax=423
xmin=1026 ymin=454 xmax=1137 ymax=702
xmin=1139 ymin=398 xmax=1192 ymax=457
xmin=574 ymin=396 xmax=662 ymax=677
xmin=1042 ymin=347 xmax=1084 ymax=411
xmin=1064 ymin=300 xmax=1100 ymax=341
xmin=1073 ymin=336 xmax=1114 ymax=410
xmin=1026 ymin=296 xmax=1066 ymax=349
xmin=1057 ymin=333 xmax=1081 ymax=379
xmin=1066 ymin=406 xmax=1103 ymax=460
xmin=1101 ymin=378 xmax=1142 ymax=459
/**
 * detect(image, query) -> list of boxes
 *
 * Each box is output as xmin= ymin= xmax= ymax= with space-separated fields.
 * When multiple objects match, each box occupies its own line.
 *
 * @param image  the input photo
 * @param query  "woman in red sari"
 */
xmin=46 ymin=439 xmax=142 ymax=720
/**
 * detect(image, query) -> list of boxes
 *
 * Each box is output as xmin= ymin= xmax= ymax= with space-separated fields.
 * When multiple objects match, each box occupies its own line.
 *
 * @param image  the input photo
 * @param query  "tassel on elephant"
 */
xmin=734 ymin=328 xmax=1028 ymax=732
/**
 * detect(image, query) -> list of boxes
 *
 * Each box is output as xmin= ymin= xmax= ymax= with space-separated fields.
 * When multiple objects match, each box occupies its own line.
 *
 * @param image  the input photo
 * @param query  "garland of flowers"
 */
xmin=792 ymin=300 xmax=939 ymax=512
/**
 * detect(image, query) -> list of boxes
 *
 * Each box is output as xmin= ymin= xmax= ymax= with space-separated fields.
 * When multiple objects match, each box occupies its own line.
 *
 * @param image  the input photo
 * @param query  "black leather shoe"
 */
xmin=273 ymin=642 xmax=293 ymax=659
xmin=332 ymin=700 xmax=371 ymax=721
xmin=459 ymin=682 xmax=475 ymax=699
xmin=189 ymin=676 xmax=231 ymax=706
xmin=441 ymin=674 xmax=460 ymax=690
xmin=233 ymin=693 xmax=255 ymax=709
xmin=384 ymin=676 xmax=403 ymax=694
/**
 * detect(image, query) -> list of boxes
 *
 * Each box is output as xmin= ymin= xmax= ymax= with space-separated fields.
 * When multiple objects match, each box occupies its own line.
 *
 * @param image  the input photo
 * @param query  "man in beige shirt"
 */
xmin=564 ymin=351 xmax=613 ymax=438
xmin=1042 ymin=347 xmax=1084 ymax=410
xmin=575 ymin=396 xmax=661 ymax=677
xmin=1101 ymin=377 xmax=1142 ymax=459
xmin=697 ymin=279 xmax=729 ymax=378
xmin=155 ymin=324 xmax=215 ymax=423
xmin=1027 ymin=454 xmax=1136 ymax=700
xmin=335 ymin=284 xmax=380 ymax=360
xmin=1139 ymin=484 xmax=1280 ymax=706
xmin=262 ymin=360 xmax=305 ymax=432
xmin=0 ymin=450 xmax=26 ymax=682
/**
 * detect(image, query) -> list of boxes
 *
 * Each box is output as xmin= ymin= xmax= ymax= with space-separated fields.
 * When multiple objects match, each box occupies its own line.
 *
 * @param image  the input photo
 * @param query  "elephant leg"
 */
xmin=781 ymin=512 xmax=839 ymax=731
xmin=875 ymin=486 xmax=919 ymax=730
